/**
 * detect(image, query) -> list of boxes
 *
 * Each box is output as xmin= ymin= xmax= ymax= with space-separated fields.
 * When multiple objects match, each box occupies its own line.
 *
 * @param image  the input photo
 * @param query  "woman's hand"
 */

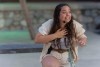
xmin=79 ymin=37 xmax=87 ymax=47
xmin=54 ymin=29 xmax=68 ymax=38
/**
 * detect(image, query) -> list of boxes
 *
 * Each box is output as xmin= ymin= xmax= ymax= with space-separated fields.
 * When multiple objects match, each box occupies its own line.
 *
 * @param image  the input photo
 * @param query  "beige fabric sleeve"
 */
xmin=73 ymin=20 xmax=87 ymax=39
xmin=38 ymin=19 xmax=53 ymax=35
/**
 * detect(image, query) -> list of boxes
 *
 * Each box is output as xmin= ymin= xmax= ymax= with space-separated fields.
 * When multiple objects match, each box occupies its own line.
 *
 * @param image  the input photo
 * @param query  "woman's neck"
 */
xmin=60 ymin=21 xmax=66 ymax=29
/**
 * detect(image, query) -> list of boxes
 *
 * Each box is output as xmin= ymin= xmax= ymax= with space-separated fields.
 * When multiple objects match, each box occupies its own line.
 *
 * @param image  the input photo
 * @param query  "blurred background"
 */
xmin=0 ymin=0 xmax=100 ymax=67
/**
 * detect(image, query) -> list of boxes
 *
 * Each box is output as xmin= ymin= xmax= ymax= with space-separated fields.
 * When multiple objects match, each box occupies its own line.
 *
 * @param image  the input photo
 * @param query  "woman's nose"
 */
xmin=66 ymin=13 xmax=70 ymax=16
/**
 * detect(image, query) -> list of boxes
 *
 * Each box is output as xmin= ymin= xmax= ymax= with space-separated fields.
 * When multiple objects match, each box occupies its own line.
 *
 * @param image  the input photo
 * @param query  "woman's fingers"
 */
xmin=55 ymin=28 xmax=68 ymax=38
xmin=63 ymin=29 xmax=68 ymax=35
xmin=79 ymin=38 xmax=87 ymax=46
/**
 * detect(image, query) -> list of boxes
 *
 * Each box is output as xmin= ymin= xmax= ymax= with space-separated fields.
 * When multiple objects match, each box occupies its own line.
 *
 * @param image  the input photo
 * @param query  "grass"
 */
xmin=0 ymin=31 xmax=34 ymax=44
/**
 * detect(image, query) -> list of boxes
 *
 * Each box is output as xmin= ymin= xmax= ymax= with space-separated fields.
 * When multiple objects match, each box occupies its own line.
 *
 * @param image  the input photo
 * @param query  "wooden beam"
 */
xmin=19 ymin=0 xmax=34 ymax=40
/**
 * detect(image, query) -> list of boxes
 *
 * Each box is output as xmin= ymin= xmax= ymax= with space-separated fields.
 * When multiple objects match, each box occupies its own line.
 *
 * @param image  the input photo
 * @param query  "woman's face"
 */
xmin=59 ymin=6 xmax=71 ymax=23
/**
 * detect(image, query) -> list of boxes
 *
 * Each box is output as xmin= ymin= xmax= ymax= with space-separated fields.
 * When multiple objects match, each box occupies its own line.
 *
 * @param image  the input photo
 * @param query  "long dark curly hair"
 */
xmin=49 ymin=3 xmax=77 ymax=52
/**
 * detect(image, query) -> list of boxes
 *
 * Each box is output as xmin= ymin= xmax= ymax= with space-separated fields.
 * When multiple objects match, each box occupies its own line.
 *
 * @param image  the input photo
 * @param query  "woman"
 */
xmin=35 ymin=3 xmax=87 ymax=67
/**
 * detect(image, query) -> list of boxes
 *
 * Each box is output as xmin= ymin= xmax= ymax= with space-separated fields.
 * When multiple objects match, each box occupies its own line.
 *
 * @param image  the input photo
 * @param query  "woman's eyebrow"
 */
xmin=62 ymin=10 xmax=66 ymax=11
xmin=62 ymin=10 xmax=70 ymax=12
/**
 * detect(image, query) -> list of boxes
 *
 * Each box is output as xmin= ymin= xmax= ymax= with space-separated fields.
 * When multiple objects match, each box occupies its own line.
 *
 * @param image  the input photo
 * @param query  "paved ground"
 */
xmin=0 ymin=53 xmax=41 ymax=67
xmin=0 ymin=31 xmax=100 ymax=67
xmin=76 ymin=31 xmax=100 ymax=67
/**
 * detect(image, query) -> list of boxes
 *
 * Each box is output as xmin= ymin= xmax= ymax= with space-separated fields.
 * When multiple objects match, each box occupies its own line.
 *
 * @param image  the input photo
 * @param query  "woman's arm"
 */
xmin=78 ymin=36 xmax=87 ymax=46
xmin=35 ymin=33 xmax=57 ymax=44
xmin=35 ymin=29 xmax=67 ymax=44
xmin=73 ymin=20 xmax=87 ymax=46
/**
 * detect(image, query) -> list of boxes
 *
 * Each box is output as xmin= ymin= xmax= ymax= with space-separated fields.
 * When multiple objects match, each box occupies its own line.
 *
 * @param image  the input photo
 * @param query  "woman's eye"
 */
xmin=62 ymin=12 xmax=66 ymax=14
xmin=62 ymin=12 xmax=71 ymax=14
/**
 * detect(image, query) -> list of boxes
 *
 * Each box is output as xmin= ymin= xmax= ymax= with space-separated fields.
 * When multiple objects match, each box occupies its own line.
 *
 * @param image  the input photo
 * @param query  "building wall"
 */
xmin=0 ymin=2 xmax=100 ymax=34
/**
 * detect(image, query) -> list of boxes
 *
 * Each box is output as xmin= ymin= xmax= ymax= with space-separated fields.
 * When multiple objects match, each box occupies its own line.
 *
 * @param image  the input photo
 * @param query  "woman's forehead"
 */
xmin=61 ymin=6 xmax=70 ymax=11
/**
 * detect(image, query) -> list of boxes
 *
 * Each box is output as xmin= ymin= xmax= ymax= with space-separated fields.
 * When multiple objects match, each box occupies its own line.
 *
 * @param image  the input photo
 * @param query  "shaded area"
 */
xmin=0 ymin=44 xmax=43 ymax=54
